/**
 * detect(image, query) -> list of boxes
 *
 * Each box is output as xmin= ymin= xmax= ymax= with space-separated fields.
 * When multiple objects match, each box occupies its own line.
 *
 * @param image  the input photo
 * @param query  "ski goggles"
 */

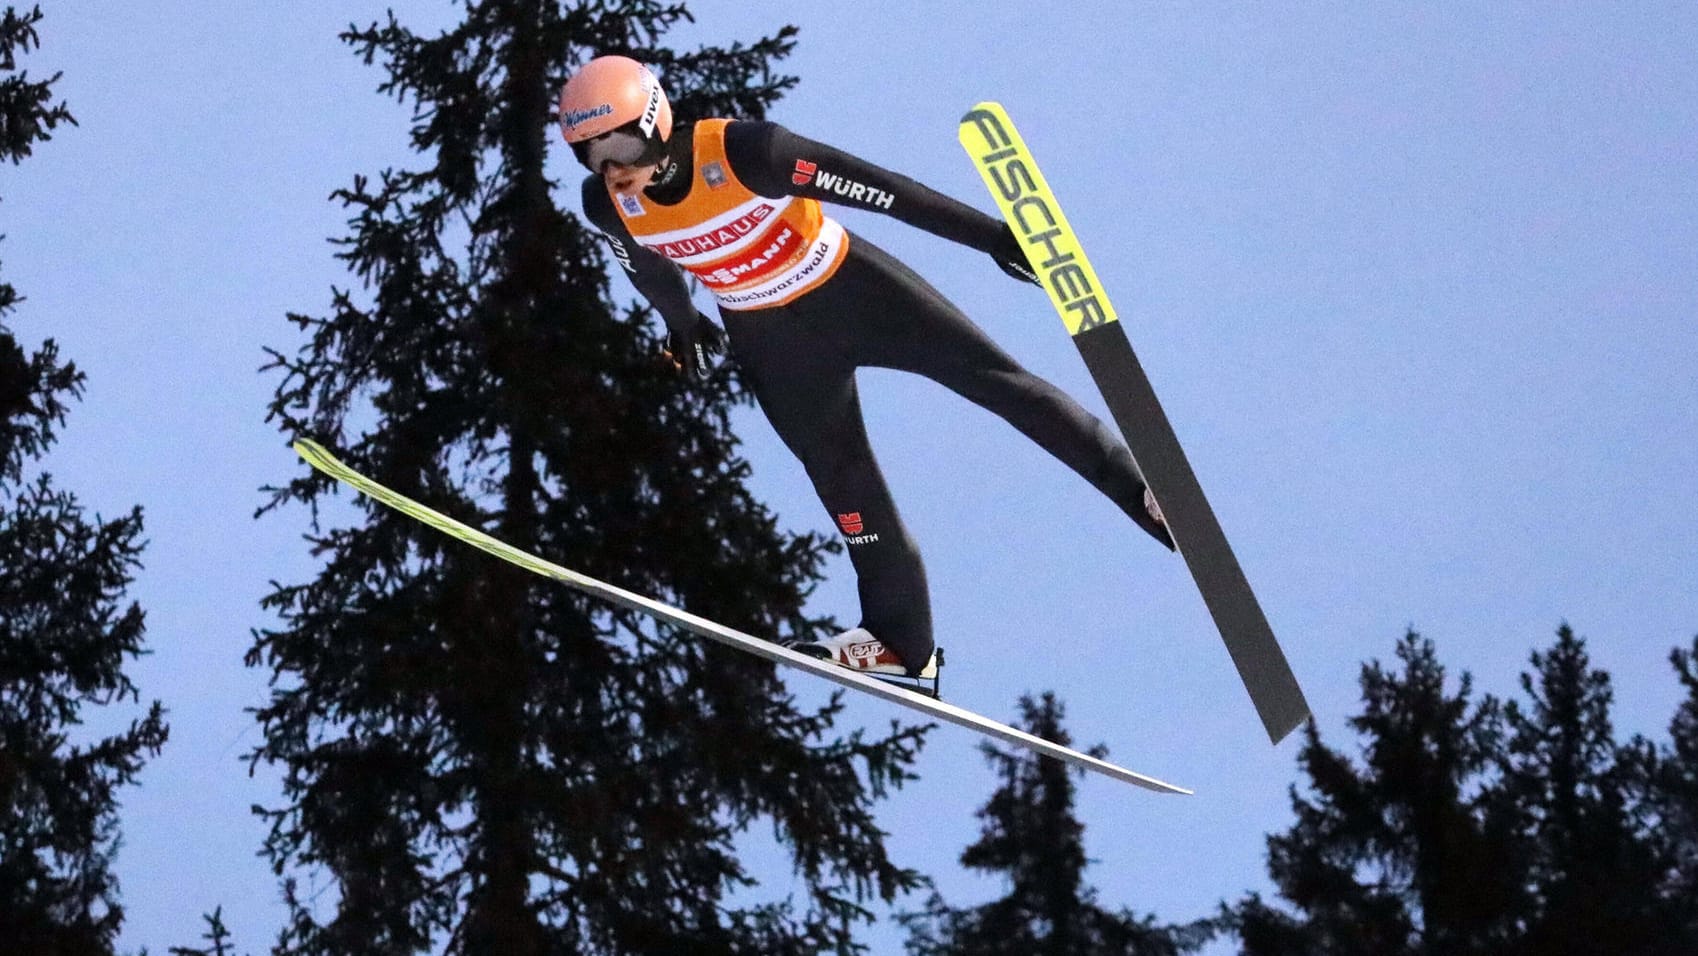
xmin=571 ymin=123 xmax=663 ymax=173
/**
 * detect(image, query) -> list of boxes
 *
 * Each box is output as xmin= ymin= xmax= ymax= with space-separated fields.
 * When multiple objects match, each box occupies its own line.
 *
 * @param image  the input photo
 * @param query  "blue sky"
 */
xmin=9 ymin=3 xmax=1696 ymax=953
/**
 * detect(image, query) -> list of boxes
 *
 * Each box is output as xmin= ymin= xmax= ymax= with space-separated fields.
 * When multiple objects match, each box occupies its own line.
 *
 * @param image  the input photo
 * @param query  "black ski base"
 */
xmin=1074 ymin=323 xmax=1311 ymax=744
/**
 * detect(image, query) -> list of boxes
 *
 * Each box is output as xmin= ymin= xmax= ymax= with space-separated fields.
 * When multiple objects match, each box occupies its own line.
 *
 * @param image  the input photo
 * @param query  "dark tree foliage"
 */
xmin=170 ymin=907 xmax=247 ymax=956
xmin=1499 ymin=625 xmax=1680 ymax=955
xmin=0 ymin=6 xmax=167 ymax=953
xmin=903 ymin=693 xmax=1211 ymax=956
xmin=0 ymin=4 xmax=73 ymax=166
xmin=252 ymin=4 xmax=927 ymax=954
xmin=1231 ymin=632 xmax=1525 ymax=955
xmin=1228 ymin=626 xmax=1698 ymax=956
xmin=1640 ymin=636 xmax=1698 ymax=949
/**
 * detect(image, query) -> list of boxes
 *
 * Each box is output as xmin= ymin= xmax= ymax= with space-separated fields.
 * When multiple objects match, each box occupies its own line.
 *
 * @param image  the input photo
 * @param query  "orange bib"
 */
xmin=610 ymin=119 xmax=849 ymax=311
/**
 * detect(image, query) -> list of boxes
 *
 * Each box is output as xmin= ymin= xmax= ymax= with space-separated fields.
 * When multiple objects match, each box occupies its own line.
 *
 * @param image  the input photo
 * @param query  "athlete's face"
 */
xmin=603 ymin=161 xmax=659 ymax=196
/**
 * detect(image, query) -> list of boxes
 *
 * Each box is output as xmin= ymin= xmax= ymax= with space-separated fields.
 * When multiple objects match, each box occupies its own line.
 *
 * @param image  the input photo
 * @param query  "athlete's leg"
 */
xmin=831 ymin=237 xmax=1171 ymax=547
xmin=721 ymin=308 xmax=936 ymax=672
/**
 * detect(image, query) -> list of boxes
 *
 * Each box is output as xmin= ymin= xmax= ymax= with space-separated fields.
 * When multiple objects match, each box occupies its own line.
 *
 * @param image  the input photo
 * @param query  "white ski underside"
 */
xmin=293 ymin=439 xmax=1190 ymax=795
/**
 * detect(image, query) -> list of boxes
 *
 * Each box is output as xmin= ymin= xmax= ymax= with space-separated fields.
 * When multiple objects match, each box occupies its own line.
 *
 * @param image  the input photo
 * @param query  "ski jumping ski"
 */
xmin=958 ymin=102 xmax=1311 ymax=745
xmin=292 ymin=438 xmax=1190 ymax=795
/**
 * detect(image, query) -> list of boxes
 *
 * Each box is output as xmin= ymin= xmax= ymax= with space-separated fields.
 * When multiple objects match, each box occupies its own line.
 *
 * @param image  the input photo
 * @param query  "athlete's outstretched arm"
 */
xmin=579 ymin=176 xmax=699 ymax=333
xmin=723 ymin=120 xmax=1029 ymax=277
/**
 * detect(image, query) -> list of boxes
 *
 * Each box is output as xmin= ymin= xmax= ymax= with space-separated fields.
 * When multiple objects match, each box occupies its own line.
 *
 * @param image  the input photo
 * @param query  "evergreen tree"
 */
xmin=252 ymin=5 xmax=927 ymax=954
xmin=903 ymin=693 xmax=1209 ymax=956
xmin=1228 ymin=632 xmax=1525 ymax=955
xmin=1499 ymin=625 xmax=1674 ymax=955
xmin=1231 ymin=626 xmax=1698 ymax=955
xmin=0 ymin=5 xmax=167 ymax=952
xmin=170 ymin=907 xmax=246 ymax=956
xmin=1642 ymin=635 xmax=1698 ymax=947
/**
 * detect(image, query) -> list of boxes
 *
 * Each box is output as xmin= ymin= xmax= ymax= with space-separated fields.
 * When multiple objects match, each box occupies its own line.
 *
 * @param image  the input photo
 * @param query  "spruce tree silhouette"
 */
xmin=1498 ymin=626 xmax=1673 ymax=955
xmin=0 ymin=6 xmax=167 ymax=952
xmin=1232 ymin=632 xmax=1526 ymax=955
xmin=904 ymin=693 xmax=1209 ymax=956
xmin=252 ymin=5 xmax=928 ymax=954
xmin=1230 ymin=626 xmax=1698 ymax=955
xmin=1643 ymin=636 xmax=1698 ymax=948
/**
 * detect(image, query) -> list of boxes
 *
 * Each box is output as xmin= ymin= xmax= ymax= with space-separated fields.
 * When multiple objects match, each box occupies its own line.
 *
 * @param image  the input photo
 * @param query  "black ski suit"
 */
xmin=581 ymin=119 xmax=1164 ymax=675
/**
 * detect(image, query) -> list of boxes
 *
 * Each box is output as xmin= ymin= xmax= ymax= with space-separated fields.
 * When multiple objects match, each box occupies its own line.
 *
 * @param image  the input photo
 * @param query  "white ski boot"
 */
xmin=785 ymin=627 xmax=939 ymax=681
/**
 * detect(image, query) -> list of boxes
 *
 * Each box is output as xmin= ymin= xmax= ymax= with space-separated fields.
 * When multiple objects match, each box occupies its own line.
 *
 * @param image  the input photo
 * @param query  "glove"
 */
xmin=991 ymin=222 xmax=1040 ymax=285
xmin=662 ymin=312 xmax=726 ymax=379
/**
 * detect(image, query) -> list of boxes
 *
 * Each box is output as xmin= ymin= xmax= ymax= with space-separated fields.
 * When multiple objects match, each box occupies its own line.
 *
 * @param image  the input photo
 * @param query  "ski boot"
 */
xmin=784 ymin=627 xmax=943 ymax=698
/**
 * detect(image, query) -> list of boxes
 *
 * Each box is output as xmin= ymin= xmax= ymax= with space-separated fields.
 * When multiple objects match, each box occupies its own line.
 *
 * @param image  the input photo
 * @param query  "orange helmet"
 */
xmin=558 ymin=55 xmax=673 ymax=171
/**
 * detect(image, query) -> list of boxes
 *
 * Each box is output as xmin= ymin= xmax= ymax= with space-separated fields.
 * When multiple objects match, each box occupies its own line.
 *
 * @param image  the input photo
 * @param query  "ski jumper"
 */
xmin=581 ymin=119 xmax=1156 ymax=675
